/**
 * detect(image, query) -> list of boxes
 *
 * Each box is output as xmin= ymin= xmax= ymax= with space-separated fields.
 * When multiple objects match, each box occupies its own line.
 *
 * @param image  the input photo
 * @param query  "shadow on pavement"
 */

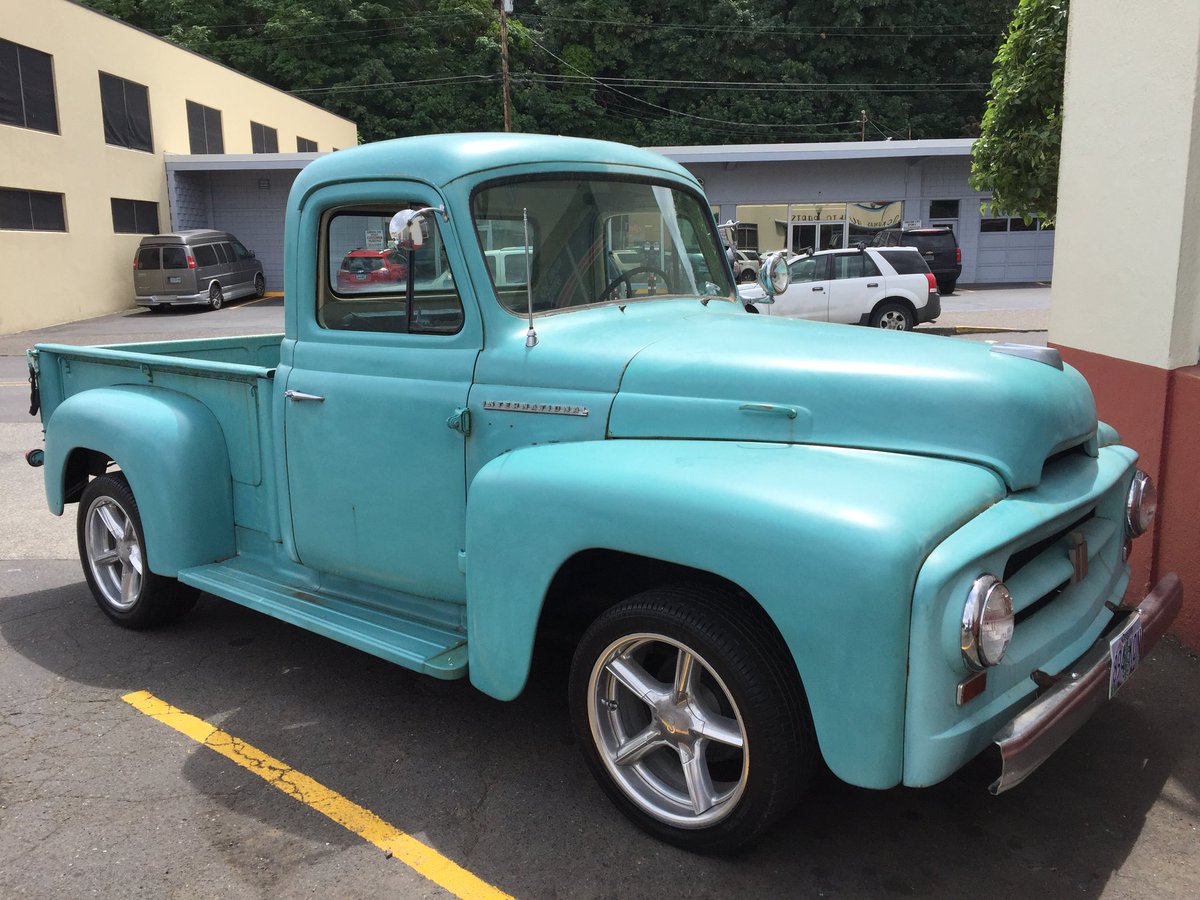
xmin=3 ymin=580 xmax=1198 ymax=898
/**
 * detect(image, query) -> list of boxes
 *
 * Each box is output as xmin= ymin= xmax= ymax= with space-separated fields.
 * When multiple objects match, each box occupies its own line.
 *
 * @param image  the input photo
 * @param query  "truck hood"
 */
xmin=606 ymin=309 xmax=1096 ymax=490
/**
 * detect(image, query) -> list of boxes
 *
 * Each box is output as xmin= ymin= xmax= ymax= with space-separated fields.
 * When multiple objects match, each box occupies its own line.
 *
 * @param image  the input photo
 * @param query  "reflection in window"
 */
xmin=320 ymin=207 xmax=463 ymax=334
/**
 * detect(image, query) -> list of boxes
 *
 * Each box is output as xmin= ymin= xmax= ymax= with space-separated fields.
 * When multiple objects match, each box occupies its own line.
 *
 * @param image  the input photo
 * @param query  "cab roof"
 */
xmin=290 ymin=133 xmax=699 ymax=199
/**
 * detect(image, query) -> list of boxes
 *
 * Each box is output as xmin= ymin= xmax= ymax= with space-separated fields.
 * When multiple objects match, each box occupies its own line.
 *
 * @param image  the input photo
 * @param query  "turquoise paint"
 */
xmin=43 ymin=386 xmax=235 ymax=575
xmin=33 ymin=134 xmax=1147 ymax=795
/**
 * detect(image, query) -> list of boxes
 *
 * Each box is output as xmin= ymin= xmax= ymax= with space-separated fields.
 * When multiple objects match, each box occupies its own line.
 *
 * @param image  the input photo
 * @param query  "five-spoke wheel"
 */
xmin=570 ymin=585 xmax=814 ymax=852
xmin=77 ymin=473 xmax=198 ymax=628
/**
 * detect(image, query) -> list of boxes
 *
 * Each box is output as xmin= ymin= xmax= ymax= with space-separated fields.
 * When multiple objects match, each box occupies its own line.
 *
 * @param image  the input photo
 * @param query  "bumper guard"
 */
xmin=990 ymin=572 xmax=1182 ymax=794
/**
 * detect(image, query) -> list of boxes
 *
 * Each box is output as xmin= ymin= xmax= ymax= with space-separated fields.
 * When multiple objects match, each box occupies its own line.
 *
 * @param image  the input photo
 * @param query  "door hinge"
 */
xmin=447 ymin=407 xmax=471 ymax=435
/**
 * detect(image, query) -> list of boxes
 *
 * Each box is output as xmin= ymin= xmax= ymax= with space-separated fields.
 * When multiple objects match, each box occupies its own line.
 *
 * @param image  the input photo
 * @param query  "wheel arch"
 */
xmin=44 ymin=385 xmax=235 ymax=575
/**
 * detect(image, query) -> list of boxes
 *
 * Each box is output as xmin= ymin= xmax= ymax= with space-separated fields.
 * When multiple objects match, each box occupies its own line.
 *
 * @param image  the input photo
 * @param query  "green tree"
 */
xmin=969 ymin=0 xmax=1068 ymax=223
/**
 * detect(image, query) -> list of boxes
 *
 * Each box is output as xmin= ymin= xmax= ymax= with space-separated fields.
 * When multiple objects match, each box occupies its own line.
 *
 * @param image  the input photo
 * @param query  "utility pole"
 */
xmin=499 ymin=0 xmax=513 ymax=132
xmin=860 ymin=109 xmax=866 ymax=141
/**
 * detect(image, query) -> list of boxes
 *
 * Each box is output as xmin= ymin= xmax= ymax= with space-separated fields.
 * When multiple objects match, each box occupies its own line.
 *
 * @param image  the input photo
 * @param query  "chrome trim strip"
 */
xmin=990 ymin=572 xmax=1182 ymax=794
xmin=482 ymin=400 xmax=589 ymax=417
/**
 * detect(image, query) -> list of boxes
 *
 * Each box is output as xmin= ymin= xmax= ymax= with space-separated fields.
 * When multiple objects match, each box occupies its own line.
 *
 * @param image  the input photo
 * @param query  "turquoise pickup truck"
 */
xmin=26 ymin=134 xmax=1181 ymax=852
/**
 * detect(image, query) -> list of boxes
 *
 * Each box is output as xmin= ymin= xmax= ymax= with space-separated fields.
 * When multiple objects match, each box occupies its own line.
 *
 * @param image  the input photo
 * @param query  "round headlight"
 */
xmin=961 ymin=575 xmax=1014 ymax=670
xmin=1125 ymin=470 xmax=1156 ymax=538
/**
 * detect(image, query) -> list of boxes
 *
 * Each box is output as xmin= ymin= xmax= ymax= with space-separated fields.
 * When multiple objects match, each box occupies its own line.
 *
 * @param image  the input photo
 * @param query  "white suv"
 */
xmin=742 ymin=246 xmax=940 ymax=331
xmin=732 ymin=249 xmax=761 ymax=282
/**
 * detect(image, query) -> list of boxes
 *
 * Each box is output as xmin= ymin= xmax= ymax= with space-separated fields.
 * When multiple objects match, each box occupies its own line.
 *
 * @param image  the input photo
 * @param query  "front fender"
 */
xmin=465 ymin=438 xmax=1005 ymax=789
xmin=44 ymin=385 xmax=235 ymax=575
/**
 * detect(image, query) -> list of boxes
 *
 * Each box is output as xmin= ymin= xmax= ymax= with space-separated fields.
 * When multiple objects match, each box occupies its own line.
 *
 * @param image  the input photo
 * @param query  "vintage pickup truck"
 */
xmin=26 ymin=134 xmax=1181 ymax=852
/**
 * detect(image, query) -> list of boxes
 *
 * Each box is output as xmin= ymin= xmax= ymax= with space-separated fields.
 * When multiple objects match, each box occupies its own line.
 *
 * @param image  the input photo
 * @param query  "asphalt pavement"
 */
xmin=3 ymin=286 xmax=1198 ymax=898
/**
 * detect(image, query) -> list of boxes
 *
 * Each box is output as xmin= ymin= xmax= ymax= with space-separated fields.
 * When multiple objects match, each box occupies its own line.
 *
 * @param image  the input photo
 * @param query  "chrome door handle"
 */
xmin=284 ymin=389 xmax=324 ymax=402
xmin=867 ymin=282 xmax=879 ymax=287
xmin=811 ymin=286 xmax=824 ymax=292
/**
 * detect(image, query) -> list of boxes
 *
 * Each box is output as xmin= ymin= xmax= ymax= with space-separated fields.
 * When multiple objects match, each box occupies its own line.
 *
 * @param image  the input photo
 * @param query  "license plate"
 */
xmin=168 ymin=275 xmax=182 ymax=284
xmin=356 ymin=273 xmax=367 ymax=281
xmin=1108 ymin=614 xmax=1142 ymax=697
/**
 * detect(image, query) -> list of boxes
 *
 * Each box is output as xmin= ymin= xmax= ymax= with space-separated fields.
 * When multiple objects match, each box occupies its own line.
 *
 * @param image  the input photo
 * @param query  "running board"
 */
xmin=179 ymin=560 xmax=468 ymax=679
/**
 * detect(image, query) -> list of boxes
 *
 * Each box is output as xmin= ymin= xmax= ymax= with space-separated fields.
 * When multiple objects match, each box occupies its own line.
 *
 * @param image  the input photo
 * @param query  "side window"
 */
xmin=162 ymin=247 xmax=188 ymax=269
xmin=230 ymin=239 xmax=253 ymax=261
xmin=214 ymin=243 xmax=231 ymax=264
xmin=831 ymin=253 xmax=880 ymax=280
xmin=787 ymin=255 xmax=827 ymax=283
xmin=320 ymin=207 xmax=463 ymax=335
xmin=194 ymin=244 xmax=218 ymax=267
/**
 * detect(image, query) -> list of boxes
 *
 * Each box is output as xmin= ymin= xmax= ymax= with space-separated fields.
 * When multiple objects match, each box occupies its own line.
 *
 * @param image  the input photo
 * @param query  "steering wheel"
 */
xmin=598 ymin=265 xmax=673 ymax=302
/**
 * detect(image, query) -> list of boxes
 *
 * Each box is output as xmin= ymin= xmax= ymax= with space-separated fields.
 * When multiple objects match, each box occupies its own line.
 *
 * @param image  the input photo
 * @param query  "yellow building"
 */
xmin=0 ymin=0 xmax=357 ymax=333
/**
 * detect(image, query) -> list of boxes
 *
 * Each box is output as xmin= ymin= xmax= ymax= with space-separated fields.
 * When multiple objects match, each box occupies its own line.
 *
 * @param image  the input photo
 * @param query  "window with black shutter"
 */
xmin=0 ymin=39 xmax=59 ymax=134
xmin=297 ymin=136 xmax=317 ymax=152
xmin=251 ymin=121 xmax=279 ymax=153
xmin=99 ymin=73 xmax=152 ymax=152
xmin=186 ymin=100 xmax=224 ymax=154
xmin=0 ymin=187 xmax=66 ymax=231
xmin=110 ymin=198 xmax=159 ymax=234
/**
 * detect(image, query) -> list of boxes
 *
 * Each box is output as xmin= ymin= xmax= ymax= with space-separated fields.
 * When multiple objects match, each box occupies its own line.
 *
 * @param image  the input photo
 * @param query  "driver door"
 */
xmin=282 ymin=190 xmax=479 ymax=602
xmin=769 ymin=255 xmax=831 ymax=318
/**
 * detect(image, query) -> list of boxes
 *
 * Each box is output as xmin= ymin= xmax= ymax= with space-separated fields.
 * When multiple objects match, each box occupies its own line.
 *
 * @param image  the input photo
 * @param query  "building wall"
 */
xmin=207 ymin=171 xmax=297 ymax=291
xmin=1050 ymin=0 xmax=1200 ymax=647
xmin=680 ymin=152 xmax=1049 ymax=286
xmin=0 ymin=0 xmax=356 ymax=333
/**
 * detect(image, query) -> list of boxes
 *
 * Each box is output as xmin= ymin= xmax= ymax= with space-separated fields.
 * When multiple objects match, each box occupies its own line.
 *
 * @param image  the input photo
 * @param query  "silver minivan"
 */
xmin=133 ymin=230 xmax=265 ymax=311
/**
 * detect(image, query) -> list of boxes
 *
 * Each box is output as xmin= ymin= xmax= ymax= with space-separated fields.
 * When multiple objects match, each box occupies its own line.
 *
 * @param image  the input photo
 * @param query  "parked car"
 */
xmin=335 ymin=248 xmax=409 ymax=291
xmin=743 ymin=246 xmax=939 ymax=331
xmin=134 ymin=229 xmax=265 ymax=311
xmin=732 ymin=249 xmax=760 ymax=282
xmin=873 ymin=226 xmax=962 ymax=294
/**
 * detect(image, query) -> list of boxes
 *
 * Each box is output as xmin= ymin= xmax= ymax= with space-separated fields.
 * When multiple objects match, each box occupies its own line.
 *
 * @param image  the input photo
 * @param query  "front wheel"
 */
xmin=569 ymin=585 xmax=814 ymax=852
xmin=253 ymin=272 xmax=266 ymax=298
xmin=78 ymin=473 xmax=198 ymax=629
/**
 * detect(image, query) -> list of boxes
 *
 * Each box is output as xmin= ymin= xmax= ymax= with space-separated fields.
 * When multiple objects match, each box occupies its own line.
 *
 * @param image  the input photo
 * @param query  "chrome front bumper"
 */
xmin=990 ymin=572 xmax=1182 ymax=794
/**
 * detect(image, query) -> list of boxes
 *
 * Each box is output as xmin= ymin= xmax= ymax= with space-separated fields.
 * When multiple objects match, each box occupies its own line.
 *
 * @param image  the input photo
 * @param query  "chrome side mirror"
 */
xmin=388 ymin=206 xmax=448 ymax=251
xmin=757 ymin=251 xmax=789 ymax=296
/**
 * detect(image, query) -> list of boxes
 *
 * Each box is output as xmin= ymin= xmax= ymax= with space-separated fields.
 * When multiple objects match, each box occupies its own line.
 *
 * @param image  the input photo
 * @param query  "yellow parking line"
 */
xmin=123 ymin=690 xmax=513 ymax=900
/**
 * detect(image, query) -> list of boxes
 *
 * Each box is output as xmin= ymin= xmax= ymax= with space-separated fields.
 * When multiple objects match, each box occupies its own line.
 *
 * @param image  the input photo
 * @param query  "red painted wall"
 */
xmin=1052 ymin=344 xmax=1198 ymax=648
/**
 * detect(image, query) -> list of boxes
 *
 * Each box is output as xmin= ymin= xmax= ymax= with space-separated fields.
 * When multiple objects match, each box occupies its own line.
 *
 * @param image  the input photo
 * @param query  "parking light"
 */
xmin=1125 ymin=470 xmax=1156 ymax=538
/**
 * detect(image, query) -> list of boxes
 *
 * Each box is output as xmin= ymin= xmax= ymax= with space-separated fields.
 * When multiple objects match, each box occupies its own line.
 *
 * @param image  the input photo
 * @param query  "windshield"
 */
xmin=471 ymin=176 xmax=735 ymax=314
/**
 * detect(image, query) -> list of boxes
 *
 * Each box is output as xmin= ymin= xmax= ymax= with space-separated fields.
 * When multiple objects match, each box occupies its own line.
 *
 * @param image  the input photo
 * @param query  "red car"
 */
xmin=335 ymin=249 xmax=409 ymax=290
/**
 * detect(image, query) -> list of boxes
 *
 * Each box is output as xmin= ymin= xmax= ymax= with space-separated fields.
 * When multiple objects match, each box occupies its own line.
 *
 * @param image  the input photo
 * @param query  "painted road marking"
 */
xmin=123 ymin=690 xmax=512 ymax=900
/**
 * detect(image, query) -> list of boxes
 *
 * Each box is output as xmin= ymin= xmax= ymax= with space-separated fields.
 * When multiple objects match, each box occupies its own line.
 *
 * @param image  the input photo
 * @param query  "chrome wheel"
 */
xmin=83 ymin=494 xmax=143 ymax=612
xmin=208 ymin=283 xmax=224 ymax=310
xmin=587 ymin=632 xmax=749 ymax=828
xmin=877 ymin=309 xmax=908 ymax=329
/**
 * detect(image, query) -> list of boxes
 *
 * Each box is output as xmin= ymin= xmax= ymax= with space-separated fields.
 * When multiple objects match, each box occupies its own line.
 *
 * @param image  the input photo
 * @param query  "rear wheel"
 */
xmin=938 ymin=278 xmax=956 ymax=295
xmin=208 ymin=283 xmax=224 ymax=310
xmin=253 ymin=272 xmax=266 ymax=298
xmin=77 ymin=473 xmax=198 ymax=629
xmin=869 ymin=301 xmax=915 ymax=331
xmin=569 ymin=585 xmax=814 ymax=853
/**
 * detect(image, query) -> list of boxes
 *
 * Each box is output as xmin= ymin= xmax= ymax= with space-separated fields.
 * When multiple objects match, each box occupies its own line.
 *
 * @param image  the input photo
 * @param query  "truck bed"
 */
xmin=31 ymin=333 xmax=284 ymax=541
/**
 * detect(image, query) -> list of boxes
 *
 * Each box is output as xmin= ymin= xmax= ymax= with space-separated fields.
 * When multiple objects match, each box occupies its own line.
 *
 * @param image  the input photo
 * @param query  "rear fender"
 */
xmin=44 ymin=385 xmax=235 ymax=575
xmin=465 ymin=438 xmax=1005 ymax=788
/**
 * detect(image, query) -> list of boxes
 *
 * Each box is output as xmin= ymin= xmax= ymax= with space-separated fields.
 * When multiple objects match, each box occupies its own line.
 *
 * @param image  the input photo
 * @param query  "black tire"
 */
xmin=253 ymin=272 xmax=266 ymax=298
xmin=938 ymin=278 xmax=956 ymax=295
xmin=77 ymin=473 xmax=199 ymax=629
xmin=869 ymin=300 xmax=915 ymax=331
xmin=743 ymin=303 xmax=760 ymax=314
xmin=208 ymin=283 xmax=224 ymax=311
xmin=147 ymin=305 xmax=167 ymax=313
xmin=569 ymin=585 xmax=815 ymax=853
